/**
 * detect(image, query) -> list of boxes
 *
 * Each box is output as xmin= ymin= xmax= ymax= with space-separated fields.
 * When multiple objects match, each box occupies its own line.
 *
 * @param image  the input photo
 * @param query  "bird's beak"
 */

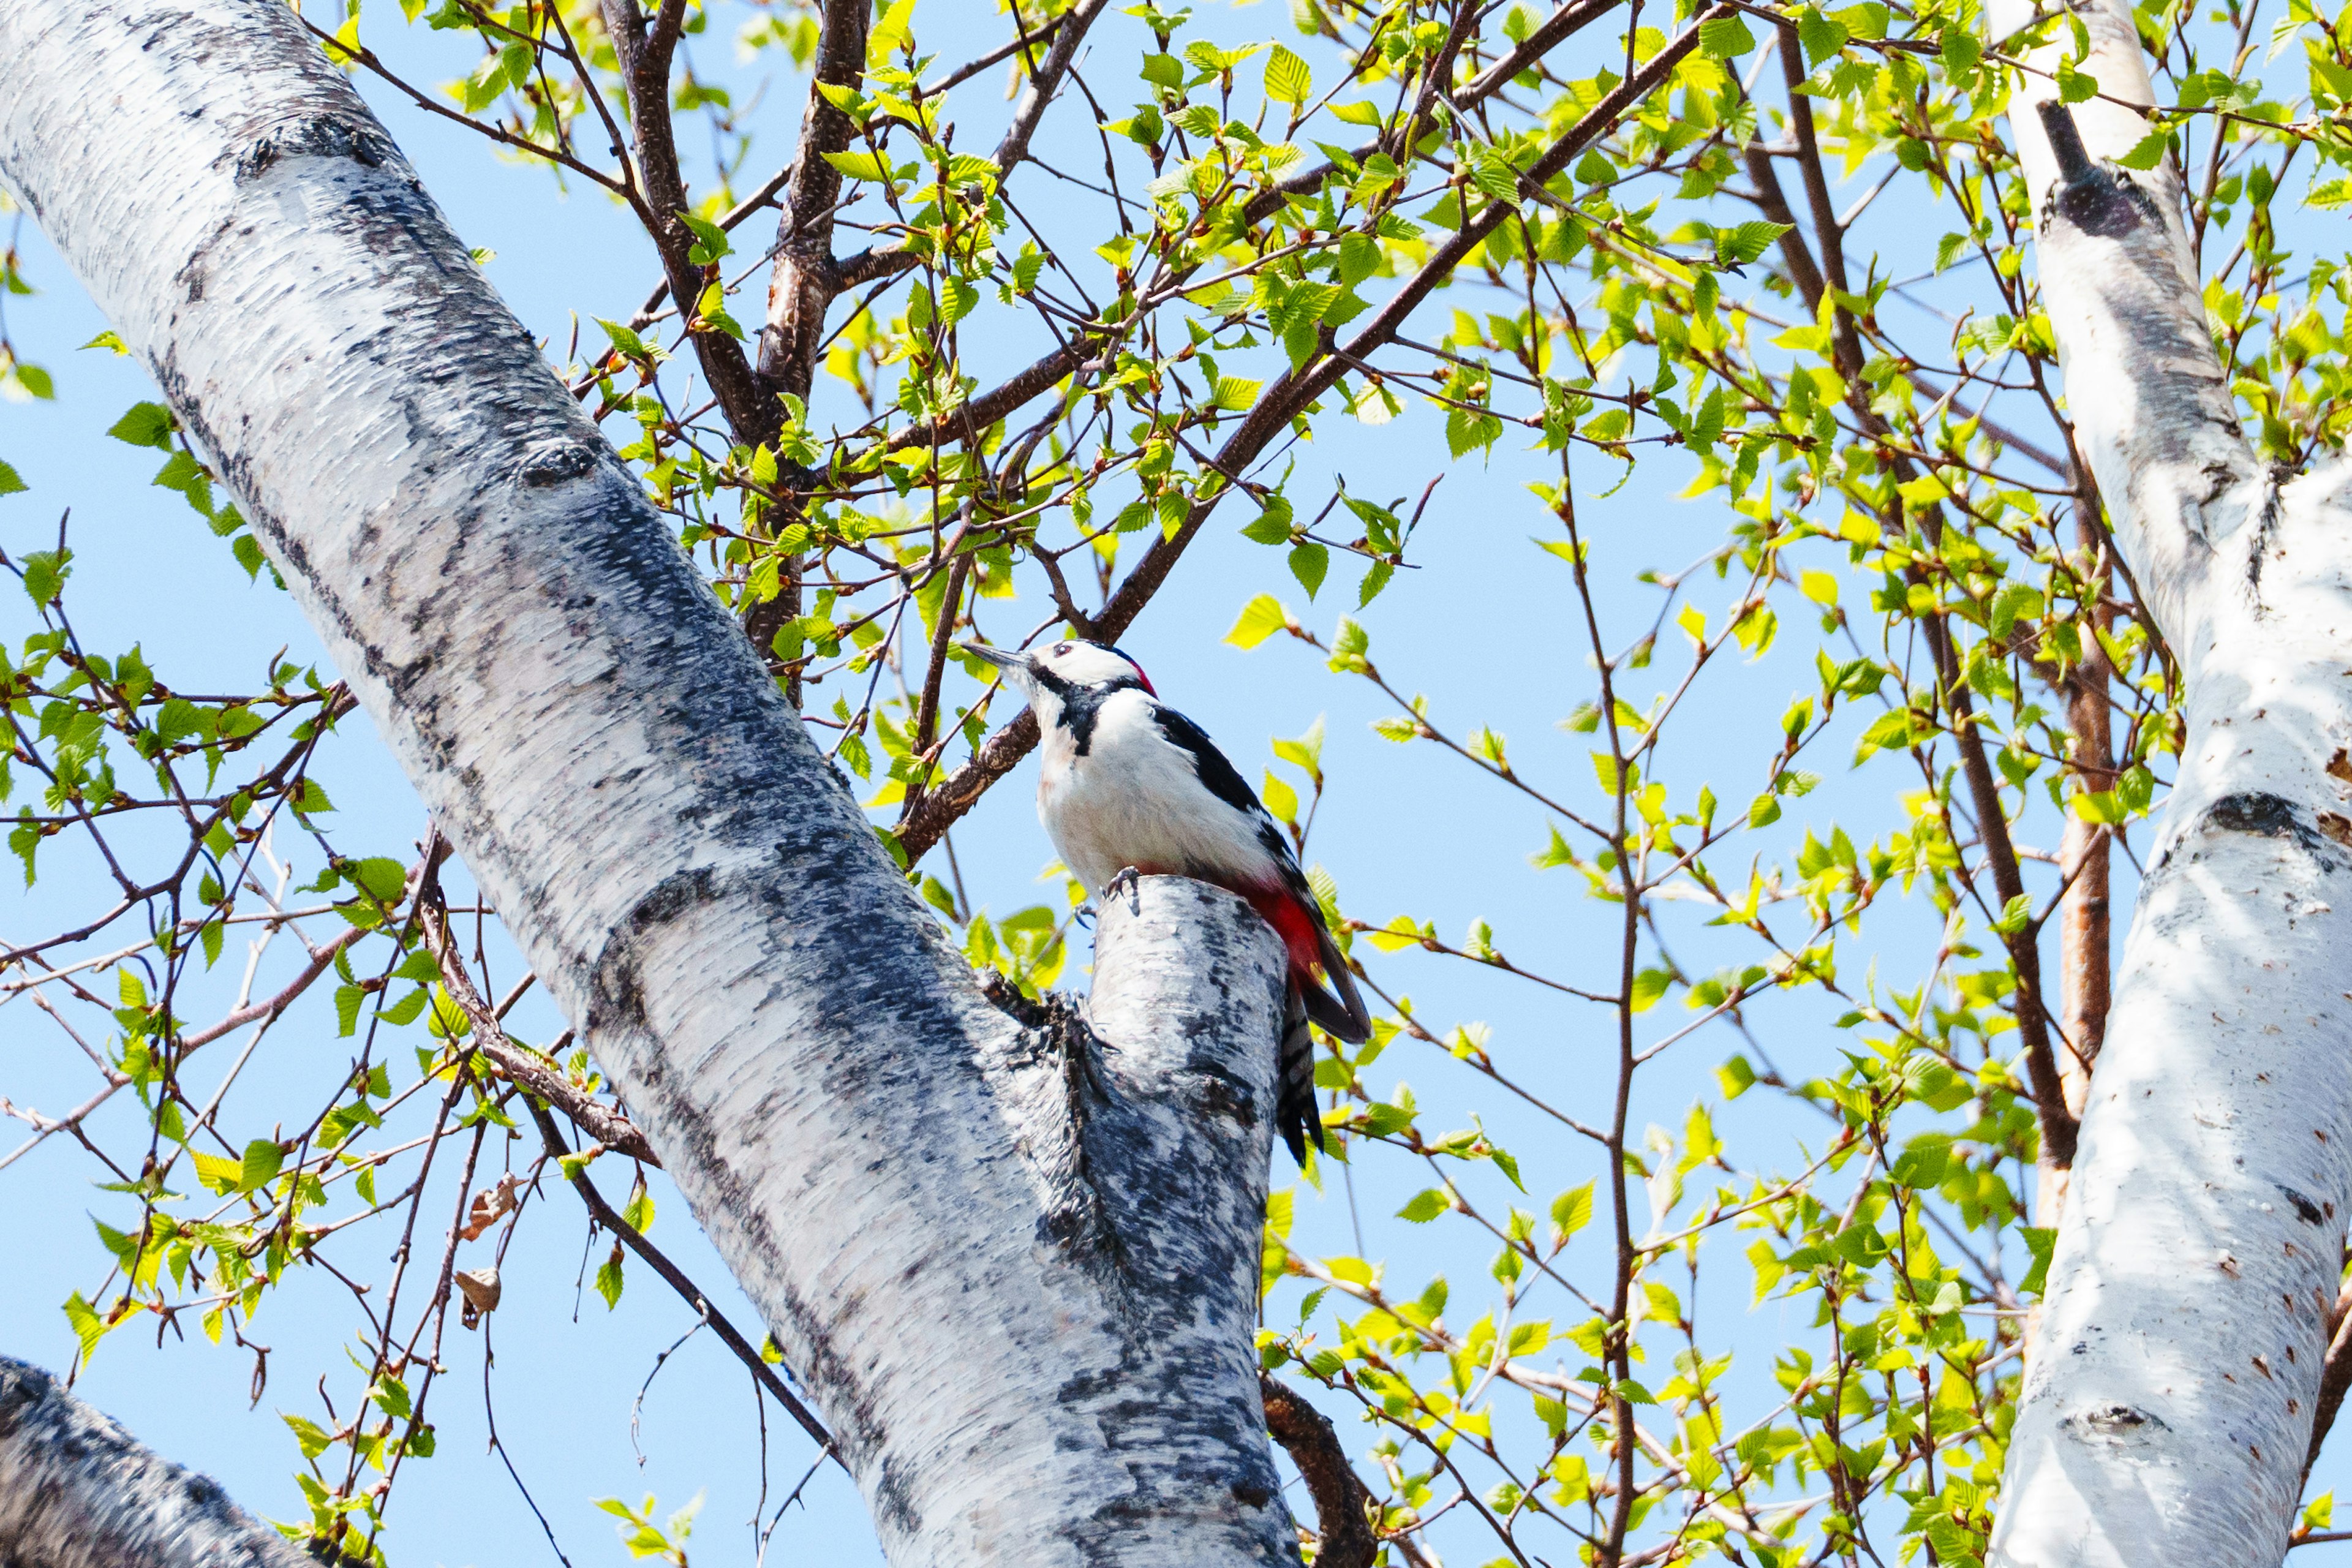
xmin=962 ymin=641 xmax=1033 ymax=691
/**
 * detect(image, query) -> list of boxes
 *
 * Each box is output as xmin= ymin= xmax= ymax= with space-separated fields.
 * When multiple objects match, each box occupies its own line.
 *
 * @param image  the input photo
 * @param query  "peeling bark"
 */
xmin=0 ymin=5 xmax=1305 ymax=1562
xmin=1986 ymin=0 xmax=2352 ymax=1559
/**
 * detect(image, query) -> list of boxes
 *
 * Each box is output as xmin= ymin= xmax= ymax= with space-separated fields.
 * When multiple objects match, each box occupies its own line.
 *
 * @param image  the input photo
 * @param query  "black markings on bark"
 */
xmin=981 ymin=973 xmax=1130 ymax=1279
xmin=2245 ymin=478 xmax=2286 ymax=611
xmin=233 ymin=113 xmax=391 ymax=181
xmin=517 ymin=442 xmax=601 ymax=487
xmin=0 ymin=1355 xmax=321 ymax=1568
xmin=2035 ymin=101 xmax=2163 ymax=241
xmin=2278 ymin=1185 xmax=2326 ymax=1225
xmin=2065 ymin=1402 xmax=2170 ymax=1439
xmin=2202 ymin=791 xmax=2348 ymax=865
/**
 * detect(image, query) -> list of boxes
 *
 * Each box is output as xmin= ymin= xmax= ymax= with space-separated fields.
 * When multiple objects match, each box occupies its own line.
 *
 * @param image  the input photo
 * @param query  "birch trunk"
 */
xmin=1986 ymin=1 xmax=2352 ymax=1559
xmin=0 ymin=4 xmax=1302 ymax=1562
xmin=0 ymin=1357 xmax=320 ymax=1568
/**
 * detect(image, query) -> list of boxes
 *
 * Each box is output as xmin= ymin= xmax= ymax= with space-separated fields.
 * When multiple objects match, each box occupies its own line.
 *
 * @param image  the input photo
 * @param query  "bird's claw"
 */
xmin=1106 ymin=865 xmax=1143 ymax=914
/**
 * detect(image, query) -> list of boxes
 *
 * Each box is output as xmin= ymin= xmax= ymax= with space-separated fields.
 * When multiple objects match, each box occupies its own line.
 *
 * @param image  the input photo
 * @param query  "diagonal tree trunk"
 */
xmin=1986 ymin=0 xmax=2352 ymax=1559
xmin=0 ymin=4 xmax=1302 ymax=1562
xmin=0 ymin=1357 xmax=320 ymax=1568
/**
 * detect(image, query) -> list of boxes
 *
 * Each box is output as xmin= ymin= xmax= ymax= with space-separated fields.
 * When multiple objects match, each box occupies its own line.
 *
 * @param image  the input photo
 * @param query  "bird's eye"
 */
xmin=1055 ymin=642 xmax=1071 ymax=655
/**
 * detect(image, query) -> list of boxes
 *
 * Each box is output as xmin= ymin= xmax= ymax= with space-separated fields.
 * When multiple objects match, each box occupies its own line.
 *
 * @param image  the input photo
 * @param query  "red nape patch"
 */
xmin=1107 ymin=644 xmax=1156 ymax=696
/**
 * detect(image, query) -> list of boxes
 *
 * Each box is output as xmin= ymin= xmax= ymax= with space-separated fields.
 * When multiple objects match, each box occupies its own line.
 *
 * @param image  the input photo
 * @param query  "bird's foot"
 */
xmin=1106 ymin=865 xmax=1143 ymax=914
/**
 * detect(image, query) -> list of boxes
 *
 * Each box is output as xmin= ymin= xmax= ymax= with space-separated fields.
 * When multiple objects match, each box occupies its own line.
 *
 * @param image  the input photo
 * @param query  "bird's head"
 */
xmin=964 ymin=638 xmax=1155 ymax=710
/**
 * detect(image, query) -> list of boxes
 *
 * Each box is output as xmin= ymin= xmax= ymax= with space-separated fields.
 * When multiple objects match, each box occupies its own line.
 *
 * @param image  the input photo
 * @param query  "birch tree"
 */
xmin=7 ymin=0 xmax=2352 ymax=1564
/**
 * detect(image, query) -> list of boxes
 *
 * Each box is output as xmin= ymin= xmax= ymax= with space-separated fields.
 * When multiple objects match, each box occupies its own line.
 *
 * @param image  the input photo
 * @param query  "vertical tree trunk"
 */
xmin=1987 ymin=0 xmax=2352 ymax=1560
xmin=0 ymin=5 xmax=1301 ymax=1562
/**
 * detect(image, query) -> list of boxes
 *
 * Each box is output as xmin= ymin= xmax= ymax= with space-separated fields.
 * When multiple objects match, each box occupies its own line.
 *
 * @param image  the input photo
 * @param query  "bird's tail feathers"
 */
xmin=1276 ymin=982 xmax=1322 ymax=1164
xmin=1309 ymin=924 xmax=1373 ymax=1042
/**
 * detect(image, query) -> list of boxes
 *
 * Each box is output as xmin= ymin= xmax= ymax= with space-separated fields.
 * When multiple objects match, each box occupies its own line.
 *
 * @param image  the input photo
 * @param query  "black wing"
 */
xmin=1155 ymin=704 xmax=1373 ymax=1055
xmin=1149 ymin=705 xmax=1270 ymax=821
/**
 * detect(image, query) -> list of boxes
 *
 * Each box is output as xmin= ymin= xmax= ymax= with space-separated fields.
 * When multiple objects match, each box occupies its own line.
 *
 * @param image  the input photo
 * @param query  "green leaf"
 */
xmin=1992 ymin=892 xmax=2034 ymax=937
xmin=1551 ymin=1180 xmax=1594 ymax=1239
xmin=596 ymin=1244 xmax=625 ymax=1308
xmin=597 ymin=317 xmax=650 ymax=360
xmin=621 ymin=1180 xmax=656 ymax=1235
xmin=1397 ymin=1188 xmax=1450 ymax=1223
xmin=2019 ymin=1226 xmax=2057 ymax=1295
xmin=63 ymin=1292 xmax=108 ymax=1363
xmin=239 ymin=1138 xmax=285 ymax=1193
xmin=1698 ymin=15 xmax=1756 ymax=56
xmin=192 ymin=1149 xmax=244 ymax=1192
xmin=1213 ymin=375 xmax=1263 ymax=411
xmin=107 ymin=402 xmax=175 ymax=450
xmin=1797 ymin=7 xmax=1849 ymax=64
xmin=1288 ymin=541 xmax=1329 ymax=598
xmin=0 ymin=460 xmax=23 ymax=497
xmin=1226 ymin=594 xmax=1292 ymax=649
xmin=1264 ymin=43 xmax=1313 ymax=105
xmin=823 ymin=149 xmax=895 ymax=183
xmin=2116 ymin=130 xmax=2168 ymax=170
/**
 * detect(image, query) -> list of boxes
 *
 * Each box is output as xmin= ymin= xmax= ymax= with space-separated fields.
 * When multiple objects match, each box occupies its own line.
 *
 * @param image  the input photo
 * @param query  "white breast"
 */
xmin=1035 ymin=691 xmax=1273 ymax=895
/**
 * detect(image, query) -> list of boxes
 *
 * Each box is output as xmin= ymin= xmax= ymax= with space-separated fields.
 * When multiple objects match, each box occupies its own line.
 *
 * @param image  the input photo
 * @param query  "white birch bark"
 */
xmin=1986 ymin=1 xmax=2352 ymax=1560
xmin=0 ymin=5 xmax=1303 ymax=1562
xmin=0 ymin=1356 xmax=320 ymax=1568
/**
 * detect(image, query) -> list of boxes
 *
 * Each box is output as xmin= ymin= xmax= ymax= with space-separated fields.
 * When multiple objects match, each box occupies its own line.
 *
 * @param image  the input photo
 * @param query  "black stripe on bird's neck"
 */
xmin=1033 ymin=668 xmax=1144 ymax=756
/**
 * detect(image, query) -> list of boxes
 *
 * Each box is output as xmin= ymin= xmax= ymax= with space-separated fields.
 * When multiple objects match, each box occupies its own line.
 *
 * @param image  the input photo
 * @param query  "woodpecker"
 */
xmin=965 ymin=637 xmax=1372 ymax=1159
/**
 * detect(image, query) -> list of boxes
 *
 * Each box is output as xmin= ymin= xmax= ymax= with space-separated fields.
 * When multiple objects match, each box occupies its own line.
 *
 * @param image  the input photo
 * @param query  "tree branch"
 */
xmin=754 ymin=0 xmax=870 ymax=410
xmin=1988 ymin=0 xmax=2260 ymax=646
xmin=993 ymin=0 xmax=1113 ymax=173
xmin=417 ymin=870 xmax=662 ymax=1167
xmin=1261 ymin=1375 xmax=1378 ymax=1568
xmin=899 ymin=4 xmax=1727 ymax=862
xmin=520 ymin=1096 xmax=838 ymax=1457
xmin=2309 ymin=1280 xmax=2352 ymax=1479
xmin=599 ymin=0 xmax=769 ymax=443
xmin=0 ymin=6 xmax=1312 ymax=1553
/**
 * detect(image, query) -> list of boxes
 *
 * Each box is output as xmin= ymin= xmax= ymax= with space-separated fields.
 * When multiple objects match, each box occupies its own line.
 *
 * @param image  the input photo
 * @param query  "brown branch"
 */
xmin=300 ymin=18 xmax=639 ymax=207
xmin=897 ymin=5 xmax=1727 ymax=862
xmin=1462 ymin=0 xmax=1625 ymax=98
xmin=417 ymin=877 xmax=662 ymax=1167
xmin=743 ymin=0 xmax=873 ymax=697
xmin=899 ymin=709 xmax=1040 ymax=858
xmin=901 ymin=549 xmax=972 ymax=823
xmin=178 ymin=923 xmax=369 ymax=1049
xmin=1743 ymin=24 xmax=2080 ymax=1169
xmin=994 ymin=0 xmax=1113 ymax=172
xmin=755 ymin=0 xmax=870 ymax=409
xmin=522 ymin=1096 xmax=842 ymax=1460
xmin=2310 ymin=1280 xmax=2352 ymax=1477
xmin=1942 ymin=661 xmax=2076 ymax=1169
xmin=835 ymin=243 xmax=927 ymax=290
xmin=618 ymin=162 xmax=799 ymax=332
xmin=926 ymin=10 xmax=1068 ymax=96
xmin=2059 ymin=518 xmax=2114 ymax=1112
xmin=899 ymin=0 xmax=1630 ymax=461
xmin=1741 ymin=134 xmax=1828 ymax=312
xmin=1775 ymin=23 xmax=1863 ymax=378
xmin=600 ymin=0 xmax=769 ymax=443
xmin=1261 ymin=1375 xmax=1377 ymax=1568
